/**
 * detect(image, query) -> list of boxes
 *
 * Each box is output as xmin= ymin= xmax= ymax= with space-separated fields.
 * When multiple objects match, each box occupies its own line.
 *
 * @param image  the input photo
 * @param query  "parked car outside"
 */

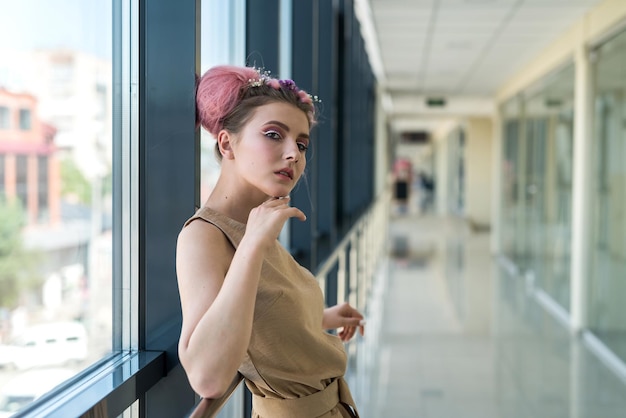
xmin=0 ymin=321 xmax=88 ymax=370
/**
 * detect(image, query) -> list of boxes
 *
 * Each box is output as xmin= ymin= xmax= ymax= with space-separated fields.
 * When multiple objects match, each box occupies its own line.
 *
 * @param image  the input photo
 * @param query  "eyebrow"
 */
xmin=265 ymin=120 xmax=310 ymax=140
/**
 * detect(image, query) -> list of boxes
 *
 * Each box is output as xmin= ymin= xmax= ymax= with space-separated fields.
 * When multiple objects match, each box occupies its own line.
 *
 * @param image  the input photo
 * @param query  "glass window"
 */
xmin=589 ymin=28 xmax=626 ymax=363
xmin=18 ymin=109 xmax=31 ymax=130
xmin=499 ymin=63 xmax=575 ymax=311
xmin=500 ymin=98 xmax=522 ymax=261
xmin=542 ymin=68 xmax=574 ymax=310
xmin=0 ymin=106 xmax=9 ymax=129
xmin=37 ymin=155 xmax=49 ymax=223
xmin=199 ymin=0 xmax=245 ymax=203
xmin=15 ymin=155 xmax=28 ymax=210
xmin=48 ymin=53 xmax=76 ymax=99
xmin=0 ymin=155 xmax=5 ymax=197
xmin=446 ymin=128 xmax=465 ymax=215
xmin=0 ymin=1 xmax=113 ymax=414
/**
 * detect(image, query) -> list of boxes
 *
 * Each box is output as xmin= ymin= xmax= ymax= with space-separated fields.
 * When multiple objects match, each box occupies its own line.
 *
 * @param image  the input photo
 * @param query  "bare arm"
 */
xmin=177 ymin=221 xmax=264 ymax=398
xmin=177 ymin=198 xmax=305 ymax=398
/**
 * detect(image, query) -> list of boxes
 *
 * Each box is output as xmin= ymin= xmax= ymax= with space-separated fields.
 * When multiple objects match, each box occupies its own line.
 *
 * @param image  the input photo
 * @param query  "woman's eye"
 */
xmin=264 ymin=130 xmax=281 ymax=140
xmin=297 ymin=142 xmax=308 ymax=152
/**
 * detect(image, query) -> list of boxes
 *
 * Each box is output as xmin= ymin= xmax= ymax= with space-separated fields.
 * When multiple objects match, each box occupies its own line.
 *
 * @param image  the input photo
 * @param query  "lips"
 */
xmin=276 ymin=168 xmax=294 ymax=179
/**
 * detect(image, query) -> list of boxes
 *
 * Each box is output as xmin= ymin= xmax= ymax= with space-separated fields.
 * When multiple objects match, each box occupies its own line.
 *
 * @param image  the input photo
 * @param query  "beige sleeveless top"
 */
xmin=184 ymin=207 xmax=359 ymax=418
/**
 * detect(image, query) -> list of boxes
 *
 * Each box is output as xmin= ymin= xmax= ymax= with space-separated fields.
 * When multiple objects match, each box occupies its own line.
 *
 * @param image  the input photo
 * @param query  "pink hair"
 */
xmin=195 ymin=65 xmax=259 ymax=135
xmin=196 ymin=65 xmax=317 ymax=141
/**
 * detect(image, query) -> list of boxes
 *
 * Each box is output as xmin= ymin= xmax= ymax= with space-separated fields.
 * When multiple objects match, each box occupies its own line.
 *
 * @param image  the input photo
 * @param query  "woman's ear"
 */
xmin=217 ymin=130 xmax=235 ymax=159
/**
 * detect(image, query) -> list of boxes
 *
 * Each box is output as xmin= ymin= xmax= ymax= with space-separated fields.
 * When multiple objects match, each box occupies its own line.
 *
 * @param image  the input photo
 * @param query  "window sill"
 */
xmin=13 ymin=350 xmax=166 ymax=418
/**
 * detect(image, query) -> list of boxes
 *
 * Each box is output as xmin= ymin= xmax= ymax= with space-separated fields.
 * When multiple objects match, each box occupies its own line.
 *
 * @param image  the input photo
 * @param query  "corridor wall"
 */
xmin=494 ymin=0 xmax=626 ymax=374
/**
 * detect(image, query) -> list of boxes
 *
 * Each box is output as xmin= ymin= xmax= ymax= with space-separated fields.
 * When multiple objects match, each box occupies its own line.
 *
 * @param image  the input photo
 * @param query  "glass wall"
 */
xmin=0 ymin=2 xmax=113 ymax=414
xmin=500 ymin=98 xmax=522 ymax=261
xmin=588 ymin=28 xmax=626 ymax=363
xmin=446 ymin=128 xmax=465 ymax=216
xmin=523 ymin=65 xmax=574 ymax=310
xmin=499 ymin=63 xmax=574 ymax=311
xmin=199 ymin=0 xmax=246 ymax=204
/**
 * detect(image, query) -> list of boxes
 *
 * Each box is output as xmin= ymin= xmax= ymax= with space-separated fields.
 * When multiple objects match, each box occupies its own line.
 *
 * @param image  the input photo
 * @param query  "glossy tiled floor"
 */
xmin=349 ymin=211 xmax=626 ymax=418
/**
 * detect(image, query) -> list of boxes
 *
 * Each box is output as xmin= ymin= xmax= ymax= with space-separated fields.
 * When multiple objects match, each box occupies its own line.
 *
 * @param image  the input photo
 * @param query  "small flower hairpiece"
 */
xmin=247 ymin=67 xmax=322 ymax=104
xmin=248 ymin=79 xmax=265 ymax=87
xmin=247 ymin=66 xmax=272 ymax=87
xmin=278 ymin=79 xmax=297 ymax=92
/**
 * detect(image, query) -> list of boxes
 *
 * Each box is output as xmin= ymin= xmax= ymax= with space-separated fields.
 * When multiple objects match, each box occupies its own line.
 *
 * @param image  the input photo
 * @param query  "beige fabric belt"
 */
xmin=252 ymin=377 xmax=359 ymax=418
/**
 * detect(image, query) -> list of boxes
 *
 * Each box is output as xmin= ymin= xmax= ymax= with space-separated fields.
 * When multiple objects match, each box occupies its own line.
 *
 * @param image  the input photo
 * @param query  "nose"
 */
xmin=284 ymin=141 xmax=300 ymax=162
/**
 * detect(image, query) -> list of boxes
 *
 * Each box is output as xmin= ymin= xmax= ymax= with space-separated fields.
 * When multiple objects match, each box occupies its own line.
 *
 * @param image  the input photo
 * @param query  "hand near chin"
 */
xmin=245 ymin=196 xmax=306 ymax=248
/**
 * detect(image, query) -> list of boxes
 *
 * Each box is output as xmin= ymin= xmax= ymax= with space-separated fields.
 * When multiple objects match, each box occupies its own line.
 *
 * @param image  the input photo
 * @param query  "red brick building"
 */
xmin=0 ymin=88 xmax=60 ymax=226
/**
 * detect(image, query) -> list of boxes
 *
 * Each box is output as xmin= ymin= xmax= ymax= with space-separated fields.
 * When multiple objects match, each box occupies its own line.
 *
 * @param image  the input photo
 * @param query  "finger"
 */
xmin=344 ymin=318 xmax=364 ymax=327
xmin=340 ymin=327 xmax=351 ymax=340
xmin=285 ymin=206 xmax=306 ymax=221
xmin=347 ymin=328 xmax=356 ymax=341
xmin=263 ymin=197 xmax=306 ymax=221
xmin=343 ymin=326 xmax=355 ymax=341
xmin=343 ymin=331 xmax=351 ymax=342
xmin=263 ymin=196 xmax=291 ymax=206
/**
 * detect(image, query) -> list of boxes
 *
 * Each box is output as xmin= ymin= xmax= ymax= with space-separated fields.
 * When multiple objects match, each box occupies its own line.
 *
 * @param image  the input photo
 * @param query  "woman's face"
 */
xmin=229 ymin=102 xmax=310 ymax=199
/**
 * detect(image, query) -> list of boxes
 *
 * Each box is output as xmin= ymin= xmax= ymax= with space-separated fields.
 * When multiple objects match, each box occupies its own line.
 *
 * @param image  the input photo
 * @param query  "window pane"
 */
xmin=18 ymin=109 xmax=31 ymax=130
xmin=0 ymin=1 xmax=113 ymax=414
xmin=0 ymin=155 xmax=5 ymax=196
xmin=199 ymin=0 xmax=245 ymax=202
xmin=520 ymin=64 xmax=574 ymax=311
xmin=500 ymin=98 xmax=522 ymax=261
xmin=0 ymin=107 xmax=9 ymax=129
xmin=499 ymin=64 xmax=575 ymax=312
xmin=119 ymin=400 xmax=139 ymax=418
xmin=589 ymin=28 xmax=626 ymax=363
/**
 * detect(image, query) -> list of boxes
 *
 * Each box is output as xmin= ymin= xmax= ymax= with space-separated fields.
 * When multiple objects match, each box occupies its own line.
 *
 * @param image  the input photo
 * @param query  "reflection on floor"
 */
xmin=348 ymin=213 xmax=626 ymax=418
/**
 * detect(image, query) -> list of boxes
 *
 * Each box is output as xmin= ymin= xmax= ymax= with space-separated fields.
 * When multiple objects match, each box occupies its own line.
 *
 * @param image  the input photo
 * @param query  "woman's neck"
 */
xmin=204 ymin=180 xmax=264 ymax=224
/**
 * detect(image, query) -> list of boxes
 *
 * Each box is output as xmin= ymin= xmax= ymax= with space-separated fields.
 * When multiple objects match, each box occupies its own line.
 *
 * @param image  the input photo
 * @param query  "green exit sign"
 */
xmin=426 ymin=97 xmax=446 ymax=107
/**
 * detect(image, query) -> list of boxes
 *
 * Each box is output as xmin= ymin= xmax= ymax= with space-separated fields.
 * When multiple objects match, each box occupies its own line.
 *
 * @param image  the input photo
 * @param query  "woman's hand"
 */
xmin=323 ymin=302 xmax=365 ymax=342
xmin=243 ymin=196 xmax=306 ymax=250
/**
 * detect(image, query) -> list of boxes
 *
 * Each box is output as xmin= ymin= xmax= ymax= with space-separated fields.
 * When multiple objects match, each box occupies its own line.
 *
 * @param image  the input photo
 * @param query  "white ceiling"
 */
xmin=358 ymin=0 xmax=605 ymax=130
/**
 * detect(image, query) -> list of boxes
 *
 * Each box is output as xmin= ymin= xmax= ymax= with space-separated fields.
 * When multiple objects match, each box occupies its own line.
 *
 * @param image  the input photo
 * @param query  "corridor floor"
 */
xmin=350 ymin=212 xmax=626 ymax=418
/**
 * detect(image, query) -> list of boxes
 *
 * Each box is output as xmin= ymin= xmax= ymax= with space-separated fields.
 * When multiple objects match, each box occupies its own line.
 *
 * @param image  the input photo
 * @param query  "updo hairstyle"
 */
xmin=195 ymin=65 xmax=317 ymax=160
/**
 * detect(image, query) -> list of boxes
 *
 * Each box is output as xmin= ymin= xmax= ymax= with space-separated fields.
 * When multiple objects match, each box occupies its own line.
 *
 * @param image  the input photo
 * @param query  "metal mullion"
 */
xmin=112 ymin=0 xmax=139 ymax=355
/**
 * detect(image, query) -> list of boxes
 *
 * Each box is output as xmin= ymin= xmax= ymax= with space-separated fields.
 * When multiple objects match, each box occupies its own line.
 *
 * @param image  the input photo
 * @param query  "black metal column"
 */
xmin=139 ymin=0 xmax=200 ymax=416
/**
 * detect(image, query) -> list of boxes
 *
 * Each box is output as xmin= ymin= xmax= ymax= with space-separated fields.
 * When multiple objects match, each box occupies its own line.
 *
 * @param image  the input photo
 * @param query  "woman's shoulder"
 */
xmin=178 ymin=216 xmax=232 ymax=256
xmin=176 ymin=213 xmax=235 ymax=288
xmin=186 ymin=206 xmax=244 ymax=234
xmin=178 ymin=206 xmax=243 ymax=254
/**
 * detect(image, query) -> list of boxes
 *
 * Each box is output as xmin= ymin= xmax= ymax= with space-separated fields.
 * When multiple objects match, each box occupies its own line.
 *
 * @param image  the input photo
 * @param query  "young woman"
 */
xmin=176 ymin=65 xmax=364 ymax=417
